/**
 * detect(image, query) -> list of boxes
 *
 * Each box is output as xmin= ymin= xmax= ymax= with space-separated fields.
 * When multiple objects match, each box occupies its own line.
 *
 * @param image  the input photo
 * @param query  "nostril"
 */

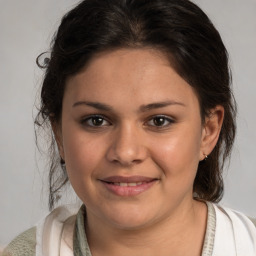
xmin=105 ymin=130 xmax=148 ymax=165
xmin=111 ymin=158 xmax=142 ymax=166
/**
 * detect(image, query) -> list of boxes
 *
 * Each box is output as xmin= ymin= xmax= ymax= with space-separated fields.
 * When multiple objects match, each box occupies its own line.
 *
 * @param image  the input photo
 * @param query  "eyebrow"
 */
xmin=73 ymin=101 xmax=113 ymax=111
xmin=72 ymin=100 xmax=185 ymax=112
xmin=139 ymin=101 xmax=186 ymax=112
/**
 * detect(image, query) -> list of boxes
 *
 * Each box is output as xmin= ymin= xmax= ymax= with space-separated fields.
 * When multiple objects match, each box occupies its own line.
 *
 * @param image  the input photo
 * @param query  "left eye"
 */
xmin=81 ymin=115 xmax=111 ymax=127
xmin=147 ymin=115 xmax=174 ymax=127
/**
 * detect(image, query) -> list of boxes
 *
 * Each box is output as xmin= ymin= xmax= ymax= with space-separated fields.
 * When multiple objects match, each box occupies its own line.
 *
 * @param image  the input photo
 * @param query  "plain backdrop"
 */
xmin=0 ymin=0 xmax=256 ymax=246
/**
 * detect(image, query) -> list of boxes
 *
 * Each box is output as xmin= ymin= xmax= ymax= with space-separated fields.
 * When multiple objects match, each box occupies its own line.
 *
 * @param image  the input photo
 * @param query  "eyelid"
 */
xmin=145 ymin=115 xmax=175 ymax=127
xmin=80 ymin=114 xmax=175 ymax=128
xmin=80 ymin=114 xmax=112 ymax=127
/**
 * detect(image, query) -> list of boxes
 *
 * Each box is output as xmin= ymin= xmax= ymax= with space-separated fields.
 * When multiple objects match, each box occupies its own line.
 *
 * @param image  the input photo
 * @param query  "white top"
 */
xmin=34 ymin=203 xmax=256 ymax=256
xmin=212 ymin=204 xmax=256 ymax=255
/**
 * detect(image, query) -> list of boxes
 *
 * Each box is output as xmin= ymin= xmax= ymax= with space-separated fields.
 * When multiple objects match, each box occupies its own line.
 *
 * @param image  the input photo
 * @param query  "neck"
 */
xmin=85 ymin=199 xmax=207 ymax=256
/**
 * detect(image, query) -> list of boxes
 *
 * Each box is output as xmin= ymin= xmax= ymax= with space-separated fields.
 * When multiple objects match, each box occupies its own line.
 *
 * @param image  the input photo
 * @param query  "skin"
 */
xmin=54 ymin=48 xmax=224 ymax=256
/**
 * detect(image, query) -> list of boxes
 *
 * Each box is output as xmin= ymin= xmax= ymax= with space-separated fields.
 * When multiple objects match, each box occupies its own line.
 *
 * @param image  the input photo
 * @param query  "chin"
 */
xmin=102 ymin=205 xmax=159 ymax=231
xmin=109 ymin=217 xmax=154 ymax=231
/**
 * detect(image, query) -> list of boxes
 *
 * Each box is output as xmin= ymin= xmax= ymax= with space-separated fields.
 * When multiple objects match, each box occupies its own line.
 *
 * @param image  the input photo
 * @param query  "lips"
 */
xmin=99 ymin=176 xmax=158 ymax=196
xmin=101 ymin=175 xmax=156 ymax=183
xmin=110 ymin=182 xmax=143 ymax=187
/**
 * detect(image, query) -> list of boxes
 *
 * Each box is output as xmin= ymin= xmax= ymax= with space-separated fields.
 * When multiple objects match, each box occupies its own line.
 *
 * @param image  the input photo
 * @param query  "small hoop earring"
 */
xmin=60 ymin=158 xmax=66 ymax=167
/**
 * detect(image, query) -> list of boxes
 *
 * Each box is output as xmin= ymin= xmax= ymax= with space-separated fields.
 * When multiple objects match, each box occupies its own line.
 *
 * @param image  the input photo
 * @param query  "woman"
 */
xmin=3 ymin=0 xmax=256 ymax=255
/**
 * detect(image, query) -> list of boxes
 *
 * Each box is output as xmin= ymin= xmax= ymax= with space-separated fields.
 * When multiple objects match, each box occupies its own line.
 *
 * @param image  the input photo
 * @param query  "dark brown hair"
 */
xmin=35 ymin=0 xmax=236 ymax=210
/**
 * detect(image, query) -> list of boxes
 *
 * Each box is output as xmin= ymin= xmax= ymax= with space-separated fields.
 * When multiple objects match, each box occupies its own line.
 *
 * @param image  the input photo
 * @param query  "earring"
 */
xmin=60 ymin=158 xmax=66 ymax=167
xmin=203 ymin=154 xmax=208 ymax=161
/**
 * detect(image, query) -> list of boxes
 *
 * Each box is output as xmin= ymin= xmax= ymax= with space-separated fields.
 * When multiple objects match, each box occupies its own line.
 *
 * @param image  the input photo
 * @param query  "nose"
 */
xmin=106 ymin=124 xmax=148 ymax=166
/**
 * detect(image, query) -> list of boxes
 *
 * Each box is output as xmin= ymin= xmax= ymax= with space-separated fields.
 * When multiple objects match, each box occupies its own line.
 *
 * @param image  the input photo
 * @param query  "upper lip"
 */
xmin=99 ymin=176 xmax=158 ymax=183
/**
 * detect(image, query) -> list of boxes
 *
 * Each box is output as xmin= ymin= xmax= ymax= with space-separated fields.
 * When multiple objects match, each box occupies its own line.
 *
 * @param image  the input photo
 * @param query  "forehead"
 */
xmin=64 ymin=48 xmax=200 ymax=110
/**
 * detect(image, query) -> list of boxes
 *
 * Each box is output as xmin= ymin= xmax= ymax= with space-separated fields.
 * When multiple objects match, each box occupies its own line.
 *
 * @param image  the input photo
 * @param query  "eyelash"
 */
xmin=146 ymin=115 xmax=174 ymax=128
xmin=81 ymin=115 xmax=111 ymax=127
xmin=80 ymin=114 xmax=175 ymax=129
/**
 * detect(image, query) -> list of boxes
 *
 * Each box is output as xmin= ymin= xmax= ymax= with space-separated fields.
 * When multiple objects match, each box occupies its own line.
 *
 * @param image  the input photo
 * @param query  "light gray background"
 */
xmin=0 ymin=0 xmax=256 ymax=246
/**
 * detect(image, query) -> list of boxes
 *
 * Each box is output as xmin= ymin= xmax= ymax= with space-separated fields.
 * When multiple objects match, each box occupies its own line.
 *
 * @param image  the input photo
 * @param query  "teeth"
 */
xmin=112 ymin=182 xmax=144 ymax=186
xmin=128 ymin=183 xmax=137 ymax=187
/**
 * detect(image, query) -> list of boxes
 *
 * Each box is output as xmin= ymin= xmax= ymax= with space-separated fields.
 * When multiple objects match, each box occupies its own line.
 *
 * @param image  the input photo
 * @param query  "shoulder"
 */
xmin=249 ymin=217 xmax=256 ymax=227
xmin=212 ymin=204 xmax=256 ymax=255
xmin=1 ymin=204 xmax=80 ymax=256
xmin=36 ymin=204 xmax=80 ymax=255
xmin=2 ymin=227 xmax=36 ymax=256
xmin=214 ymin=204 xmax=256 ymax=230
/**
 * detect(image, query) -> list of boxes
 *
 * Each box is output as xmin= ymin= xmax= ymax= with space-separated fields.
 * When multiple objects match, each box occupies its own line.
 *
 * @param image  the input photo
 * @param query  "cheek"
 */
xmin=151 ymin=135 xmax=201 ymax=200
xmin=62 ymin=132 xmax=108 ymax=203
xmin=62 ymin=129 xmax=105 ymax=180
xmin=150 ymin=128 xmax=202 ymax=178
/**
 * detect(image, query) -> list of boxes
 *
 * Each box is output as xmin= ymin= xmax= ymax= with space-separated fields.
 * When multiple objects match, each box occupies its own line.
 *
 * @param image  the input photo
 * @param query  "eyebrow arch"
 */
xmin=73 ymin=101 xmax=113 ymax=111
xmin=72 ymin=100 xmax=185 ymax=112
xmin=139 ymin=101 xmax=186 ymax=112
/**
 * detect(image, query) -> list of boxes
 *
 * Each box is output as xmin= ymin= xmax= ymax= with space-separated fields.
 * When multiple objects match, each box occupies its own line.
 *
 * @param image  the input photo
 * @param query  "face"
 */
xmin=58 ymin=48 xmax=208 ymax=230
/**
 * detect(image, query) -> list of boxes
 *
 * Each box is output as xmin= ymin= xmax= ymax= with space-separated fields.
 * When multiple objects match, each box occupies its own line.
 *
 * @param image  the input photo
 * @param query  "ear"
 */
xmin=200 ymin=105 xmax=224 ymax=160
xmin=51 ymin=120 xmax=65 ymax=161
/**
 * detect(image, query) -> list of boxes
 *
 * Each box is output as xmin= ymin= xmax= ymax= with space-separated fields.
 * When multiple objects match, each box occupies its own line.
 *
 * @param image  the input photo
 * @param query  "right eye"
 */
xmin=81 ymin=115 xmax=111 ymax=127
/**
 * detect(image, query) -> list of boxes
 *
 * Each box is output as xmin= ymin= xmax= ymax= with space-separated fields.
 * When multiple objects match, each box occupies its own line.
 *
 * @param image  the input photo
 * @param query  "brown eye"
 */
xmin=147 ymin=115 xmax=174 ymax=127
xmin=82 ymin=115 xmax=111 ymax=127
xmin=91 ymin=116 xmax=104 ymax=126
xmin=153 ymin=116 xmax=166 ymax=126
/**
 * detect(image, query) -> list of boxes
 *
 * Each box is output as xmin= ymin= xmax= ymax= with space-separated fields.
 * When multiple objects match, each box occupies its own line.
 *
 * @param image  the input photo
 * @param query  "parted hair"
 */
xmin=35 ymin=0 xmax=236 ymax=210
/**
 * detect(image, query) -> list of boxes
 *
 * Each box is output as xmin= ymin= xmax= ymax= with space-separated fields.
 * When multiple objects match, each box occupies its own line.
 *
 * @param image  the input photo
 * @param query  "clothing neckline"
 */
xmin=201 ymin=201 xmax=216 ymax=256
xmin=73 ymin=202 xmax=216 ymax=256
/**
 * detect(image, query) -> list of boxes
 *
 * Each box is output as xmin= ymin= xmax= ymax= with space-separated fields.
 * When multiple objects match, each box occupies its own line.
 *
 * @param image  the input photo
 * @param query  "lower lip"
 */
xmin=101 ymin=180 xmax=157 ymax=197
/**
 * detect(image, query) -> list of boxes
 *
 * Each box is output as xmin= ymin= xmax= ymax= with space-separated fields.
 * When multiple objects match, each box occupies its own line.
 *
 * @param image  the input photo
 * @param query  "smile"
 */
xmin=99 ymin=176 xmax=158 ymax=196
xmin=110 ymin=182 xmax=143 ymax=186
